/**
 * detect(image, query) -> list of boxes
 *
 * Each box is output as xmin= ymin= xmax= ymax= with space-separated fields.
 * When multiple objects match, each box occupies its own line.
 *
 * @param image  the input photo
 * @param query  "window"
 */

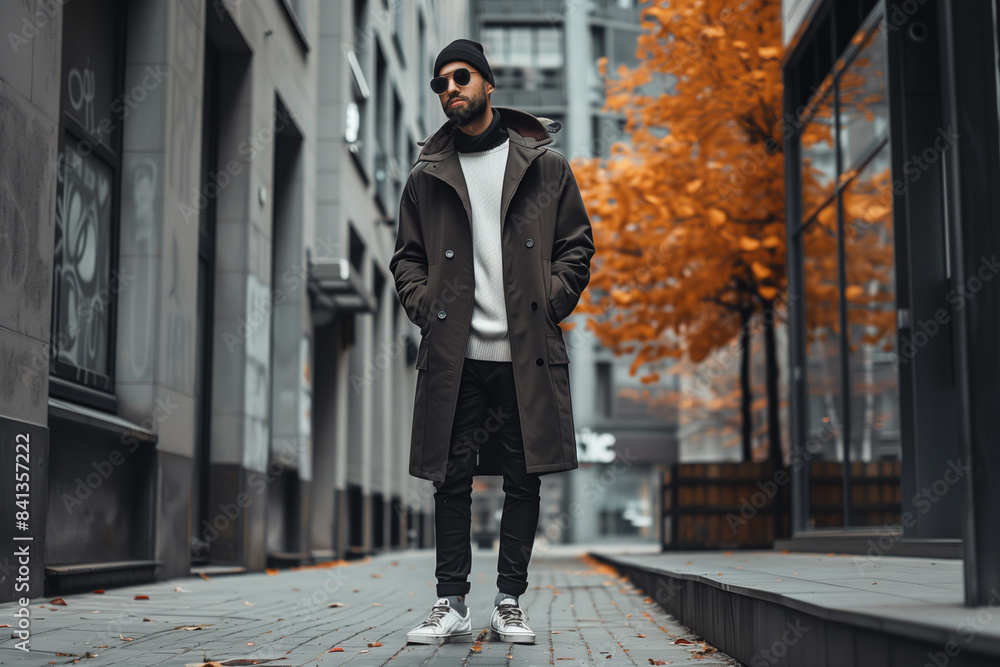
xmin=596 ymin=362 xmax=612 ymax=418
xmin=347 ymin=1 xmax=371 ymax=181
xmin=349 ymin=226 xmax=366 ymax=276
xmin=792 ymin=15 xmax=899 ymax=529
xmin=374 ymin=45 xmax=389 ymax=215
xmin=590 ymin=26 xmax=607 ymax=106
xmin=389 ymin=0 xmax=405 ymax=67
xmin=480 ymin=24 xmax=564 ymax=93
xmin=51 ymin=0 xmax=126 ymax=404
xmin=592 ymin=114 xmax=627 ymax=158
xmin=417 ymin=10 xmax=427 ymax=134
xmin=353 ymin=0 xmax=369 ymax=59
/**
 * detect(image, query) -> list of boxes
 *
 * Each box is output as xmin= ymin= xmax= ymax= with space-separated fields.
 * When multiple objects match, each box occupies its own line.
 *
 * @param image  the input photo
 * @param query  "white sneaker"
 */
xmin=406 ymin=598 xmax=472 ymax=644
xmin=490 ymin=598 xmax=535 ymax=644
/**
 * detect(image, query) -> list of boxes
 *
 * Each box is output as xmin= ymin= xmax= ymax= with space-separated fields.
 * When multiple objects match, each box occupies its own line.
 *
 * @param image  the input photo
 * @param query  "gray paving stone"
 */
xmin=0 ymin=547 xmax=739 ymax=666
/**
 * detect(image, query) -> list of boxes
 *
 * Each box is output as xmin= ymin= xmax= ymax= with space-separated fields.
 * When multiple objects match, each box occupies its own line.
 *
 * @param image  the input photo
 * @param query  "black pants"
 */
xmin=434 ymin=358 xmax=541 ymax=598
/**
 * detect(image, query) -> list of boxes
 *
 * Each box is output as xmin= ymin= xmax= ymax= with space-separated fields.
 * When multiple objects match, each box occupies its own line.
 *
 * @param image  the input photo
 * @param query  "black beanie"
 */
xmin=434 ymin=39 xmax=495 ymax=87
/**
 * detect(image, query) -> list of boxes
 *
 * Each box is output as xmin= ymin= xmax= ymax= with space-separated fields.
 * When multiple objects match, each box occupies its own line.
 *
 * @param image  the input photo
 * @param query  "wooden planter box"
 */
xmin=662 ymin=462 xmax=790 ymax=550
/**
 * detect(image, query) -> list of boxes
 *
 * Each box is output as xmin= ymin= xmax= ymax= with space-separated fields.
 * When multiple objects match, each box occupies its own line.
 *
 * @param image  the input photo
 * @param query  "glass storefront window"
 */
xmin=802 ymin=209 xmax=845 ymax=528
xmin=51 ymin=0 xmax=124 ymax=396
xmin=843 ymin=146 xmax=900 ymax=525
xmin=800 ymin=92 xmax=836 ymax=222
xmin=793 ymin=14 xmax=899 ymax=530
xmin=53 ymin=137 xmax=115 ymax=384
xmin=837 ymin=26 xmax=889 ymax=174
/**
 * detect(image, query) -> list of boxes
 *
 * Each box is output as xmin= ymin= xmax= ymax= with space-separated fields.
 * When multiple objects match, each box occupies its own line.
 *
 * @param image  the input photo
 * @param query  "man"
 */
xmin=391 ymin=39 xmax=594 ymax=645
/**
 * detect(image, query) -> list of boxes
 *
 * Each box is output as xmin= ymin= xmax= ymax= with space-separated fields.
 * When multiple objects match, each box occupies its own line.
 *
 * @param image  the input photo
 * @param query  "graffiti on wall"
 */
xmin=67 ymin=67 xmax=97 ymax=135
xmin=165 ymin=232 xmax=193 ymax=391
xmin=52 ymin=139 xmax=113 ymax=385
xmin=299 ymin=336 xmax=312 ymax=480
xmin=121 ymin=158 xmax=157 ymax=382
xmin=243 ymin=275 xmax=271 ymax=472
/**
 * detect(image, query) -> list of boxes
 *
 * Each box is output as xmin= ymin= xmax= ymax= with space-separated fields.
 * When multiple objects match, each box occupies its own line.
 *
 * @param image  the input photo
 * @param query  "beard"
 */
xmin=443 ymin=84 xmax=488 ymax=126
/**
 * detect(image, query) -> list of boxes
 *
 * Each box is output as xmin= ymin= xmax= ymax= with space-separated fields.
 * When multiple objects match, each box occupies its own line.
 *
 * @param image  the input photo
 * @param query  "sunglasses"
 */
xmin=430 ymin=68 xmax=480 ymax=94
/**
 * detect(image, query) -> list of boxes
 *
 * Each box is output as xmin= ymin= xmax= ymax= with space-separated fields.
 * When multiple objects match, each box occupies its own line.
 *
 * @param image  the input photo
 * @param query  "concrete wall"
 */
xmin=0 ymin=0 xmax=63 ymax=601
xmin=0 ymin=4 xmax=60 ymax=418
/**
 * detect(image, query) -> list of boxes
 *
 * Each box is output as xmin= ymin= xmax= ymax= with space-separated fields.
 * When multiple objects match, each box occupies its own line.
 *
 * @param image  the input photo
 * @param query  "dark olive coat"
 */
xmin=390 ymin=107 xmax=595 ymax=483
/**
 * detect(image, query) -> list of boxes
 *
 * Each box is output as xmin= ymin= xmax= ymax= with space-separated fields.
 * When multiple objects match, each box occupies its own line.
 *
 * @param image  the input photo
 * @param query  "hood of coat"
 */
xmin=415 ymin=106 xmax=561 ymax=162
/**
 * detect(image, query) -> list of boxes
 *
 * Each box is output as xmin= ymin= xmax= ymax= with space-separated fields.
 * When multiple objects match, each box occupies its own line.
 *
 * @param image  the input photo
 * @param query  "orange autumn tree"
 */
xmin=572 ymin=0 xmax=788 ymax=465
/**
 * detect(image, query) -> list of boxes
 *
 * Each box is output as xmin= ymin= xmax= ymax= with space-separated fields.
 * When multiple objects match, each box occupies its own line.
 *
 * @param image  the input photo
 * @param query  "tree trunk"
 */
xmin=739 ymin=307 xmax=753 ymax=463
xmin=763 ymin=302 xmax=786 ymax=539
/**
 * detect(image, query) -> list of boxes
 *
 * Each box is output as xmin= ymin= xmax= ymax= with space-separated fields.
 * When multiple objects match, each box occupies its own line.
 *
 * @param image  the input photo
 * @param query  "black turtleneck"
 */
xmin=453 ymin=108 xmax=507 ymax=154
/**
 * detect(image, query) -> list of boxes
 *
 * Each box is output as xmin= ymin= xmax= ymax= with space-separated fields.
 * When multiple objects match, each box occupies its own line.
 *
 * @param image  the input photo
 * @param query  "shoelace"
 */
xmin=497 ymin=604 xmax=528 ymax=628
xmin=418 ymin=603 xmax=452 ymax=628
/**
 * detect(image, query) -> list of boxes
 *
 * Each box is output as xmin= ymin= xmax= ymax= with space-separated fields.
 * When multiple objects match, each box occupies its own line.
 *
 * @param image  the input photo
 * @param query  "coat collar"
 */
xmin=416 ymin=107 xmax=559 ymax=228
xmin=415 ymin=106 xmax=560 ymax=163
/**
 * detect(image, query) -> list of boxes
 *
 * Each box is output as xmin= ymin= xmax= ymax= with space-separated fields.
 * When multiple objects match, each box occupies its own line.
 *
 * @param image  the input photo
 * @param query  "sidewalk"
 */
xmin=0 ymin=546 xmax=739 ymax=666
xmin=592 ymin=549 xmax=1000 ymax=667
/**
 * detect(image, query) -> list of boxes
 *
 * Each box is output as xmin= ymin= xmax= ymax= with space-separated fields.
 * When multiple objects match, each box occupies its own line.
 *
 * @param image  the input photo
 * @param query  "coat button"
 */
xmin=437 ymin=310 xmax=447 ymax=320
xmin=536 ymin=358 xmax=544 ymax=366
xmin=531 ymin=301 xmax=538 ymax=310
xmin=445 ymin=249 xmax=454 ymax=259
xmin=525 ymin=238 xmax=535 ymax=248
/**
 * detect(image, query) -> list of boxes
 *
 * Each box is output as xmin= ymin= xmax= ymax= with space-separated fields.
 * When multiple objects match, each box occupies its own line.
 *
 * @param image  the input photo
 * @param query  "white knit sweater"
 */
xmin=458 ymin=140 xmax=512 ymax=361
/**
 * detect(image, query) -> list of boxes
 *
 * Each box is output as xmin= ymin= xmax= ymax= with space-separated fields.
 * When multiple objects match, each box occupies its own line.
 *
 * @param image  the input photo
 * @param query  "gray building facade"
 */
xmin=0 ymin=0 xmax=466 ymax=602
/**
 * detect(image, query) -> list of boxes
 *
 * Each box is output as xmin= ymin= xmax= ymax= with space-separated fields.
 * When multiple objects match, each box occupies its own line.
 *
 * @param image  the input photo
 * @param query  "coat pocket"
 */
xmin=546 ymin=333 xmax=576 ymax=467
xmin=546 ymin=332 xmax=570 ymax=365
